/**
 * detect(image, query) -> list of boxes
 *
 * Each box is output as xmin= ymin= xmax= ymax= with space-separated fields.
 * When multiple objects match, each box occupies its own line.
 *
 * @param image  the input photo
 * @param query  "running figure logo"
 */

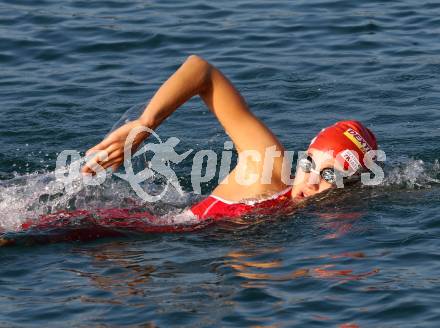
xmin=115 ymin=126 xmax=192 ymax=202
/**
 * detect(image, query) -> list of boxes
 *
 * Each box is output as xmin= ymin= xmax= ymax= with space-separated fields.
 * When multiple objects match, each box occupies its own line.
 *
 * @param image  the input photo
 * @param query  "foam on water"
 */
xmin=383 ymin=158 xmax=440 ymax=188
xmin=0 ymin=101 xmax=204 ymax=233
xmin=1 ymin=156 xmax=438 ymax=233
xmin=0 ymin=161 xmax=196 ymax=232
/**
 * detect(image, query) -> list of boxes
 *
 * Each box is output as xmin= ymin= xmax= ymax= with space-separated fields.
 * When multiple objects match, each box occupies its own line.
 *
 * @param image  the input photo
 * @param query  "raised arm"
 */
xmin=141 ymin=54 xmax=285 ymax=156
xmin=82 ymin=55 xmax=288 ymax=198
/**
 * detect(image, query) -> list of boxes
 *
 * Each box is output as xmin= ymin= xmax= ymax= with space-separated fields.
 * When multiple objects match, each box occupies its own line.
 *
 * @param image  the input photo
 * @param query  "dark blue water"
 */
xmin=1 ymin=0 xmax=440 ymax=326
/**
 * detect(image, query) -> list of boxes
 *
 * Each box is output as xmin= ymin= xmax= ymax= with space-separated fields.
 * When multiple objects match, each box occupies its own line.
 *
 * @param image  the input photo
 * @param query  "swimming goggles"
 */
xmin=298 ymin=155 xmax=360 ymax=185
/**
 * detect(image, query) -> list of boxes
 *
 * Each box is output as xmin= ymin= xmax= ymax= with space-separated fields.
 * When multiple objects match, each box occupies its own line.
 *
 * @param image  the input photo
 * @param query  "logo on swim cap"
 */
xmin=339 ymin=149 xmax=362 ymax=171
xmin=343 ymin=128 xmax=372 ymax=154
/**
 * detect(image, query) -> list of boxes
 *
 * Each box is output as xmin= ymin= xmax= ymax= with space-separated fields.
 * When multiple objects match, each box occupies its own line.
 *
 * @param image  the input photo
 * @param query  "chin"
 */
xmin=292 ymin=187 xmax=332 ymax=203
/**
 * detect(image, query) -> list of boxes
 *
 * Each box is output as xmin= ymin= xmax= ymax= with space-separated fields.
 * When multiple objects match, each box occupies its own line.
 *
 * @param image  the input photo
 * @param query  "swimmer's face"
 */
xmin=291 ymin=148 xmax=336 ymax=201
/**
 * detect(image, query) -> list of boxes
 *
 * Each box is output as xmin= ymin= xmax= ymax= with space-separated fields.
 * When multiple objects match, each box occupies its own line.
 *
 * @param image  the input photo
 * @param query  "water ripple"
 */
xmin=1 ymin=0 xmax=440 ymax=326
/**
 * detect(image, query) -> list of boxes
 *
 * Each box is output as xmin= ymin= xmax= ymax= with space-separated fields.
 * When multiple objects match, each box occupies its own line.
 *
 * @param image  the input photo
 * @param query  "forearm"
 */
xmin=139 ymin=55 xmax=212 ymax=128
xmin=82 ymin=56 xmax=215 ymax=174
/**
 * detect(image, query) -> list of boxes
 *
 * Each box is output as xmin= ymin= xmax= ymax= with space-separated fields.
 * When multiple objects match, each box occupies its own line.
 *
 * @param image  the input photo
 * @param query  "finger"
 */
xmin=85 ymin=141 xmax=108 ymax=156
xmin=82 ymin=157 xmax=103 ymax=173
xmin=110 ymin=163 xmax=120 ymax=172
xmin=82 ymin=149 xmax=111 ymax=175
xmin=85 ymin=145 xmax=100 ymax=156
xmin=85 ymin=136 xmax=117 ymax=156
xmin=90 ymin=143 xmax=127 ymax=168
xmin=81 ymin=164 xmax=90 ymax=173
xmin=85 ymin=145 xmax=119 ymax=166
xmin=86 ymin=148 xmax=122 ymax=173
xmin=85 ymin=142 xmax=109 ymax=156
xmin=81 ymin=160 xmax=104 ymax=176
xmin=81 ymin=164 xmax=95 ymax=175
xmin=107 ymin=148 xmax=125 ymax=163
xmin=82 ymin=158 xmax=115 ymax=176
xmin=97 ymin=137 xmax=117 ymax=150
xmin=102 ymin=162 xmax=122 ymax=174
xmin=101 ymin=157 xmax=123 ymax=171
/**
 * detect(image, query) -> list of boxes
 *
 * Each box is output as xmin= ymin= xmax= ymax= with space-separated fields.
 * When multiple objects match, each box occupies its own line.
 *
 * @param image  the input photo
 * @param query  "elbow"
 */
xmin=186 ymin=54 xmax=210 ymax=67
xmin=185 ymin=54 xmax=213 ymax=92
xmin=186 ymin=54 xmax=212 ymax=75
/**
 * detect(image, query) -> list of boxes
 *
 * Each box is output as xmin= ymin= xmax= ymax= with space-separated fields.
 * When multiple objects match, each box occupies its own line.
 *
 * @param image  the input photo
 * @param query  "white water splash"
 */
xmin=0 ymin=161 xmax=194 ymax=232
xmin=383 ymin=158 xmax=440 ymax=189
xmin=1 ymin=155 xmax=438 ymax=232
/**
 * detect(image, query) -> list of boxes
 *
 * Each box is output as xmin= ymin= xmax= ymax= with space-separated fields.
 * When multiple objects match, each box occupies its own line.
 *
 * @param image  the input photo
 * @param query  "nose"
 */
xmin=306 ymin=171 xmax=321 ymax=191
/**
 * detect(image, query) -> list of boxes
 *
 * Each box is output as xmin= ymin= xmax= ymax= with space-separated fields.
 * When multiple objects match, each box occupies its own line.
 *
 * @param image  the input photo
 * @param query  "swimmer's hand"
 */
xmin=81 ymin=55 xmax=209 ymax=176
xmin=81 ymin=119 xmax=150 ymax=175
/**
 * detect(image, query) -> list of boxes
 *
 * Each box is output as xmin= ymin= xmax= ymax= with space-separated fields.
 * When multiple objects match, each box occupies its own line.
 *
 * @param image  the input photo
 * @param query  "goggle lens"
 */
xmin=298 ymin=156 xmax=338 ymax=184
xmin=320 ymin=168 xmax=337 ymax=184
xmin=298 ymin=156 xmax=315 ymax=173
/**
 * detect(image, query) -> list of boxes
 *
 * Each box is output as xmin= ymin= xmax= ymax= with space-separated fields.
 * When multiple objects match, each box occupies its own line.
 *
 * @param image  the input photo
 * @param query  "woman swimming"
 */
xmin=0 ymin=55 xmax=379 ymax=246
xmin=81 ymin=55 xmax=378 ymax=221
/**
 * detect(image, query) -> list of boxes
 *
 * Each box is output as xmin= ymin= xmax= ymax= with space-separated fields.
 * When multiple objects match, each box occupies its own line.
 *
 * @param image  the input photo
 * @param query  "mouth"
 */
xmin=294 ymin=191 xmax=308 ymax=200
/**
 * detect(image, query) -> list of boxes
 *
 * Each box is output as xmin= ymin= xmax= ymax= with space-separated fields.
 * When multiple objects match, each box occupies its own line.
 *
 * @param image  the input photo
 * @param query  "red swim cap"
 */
xmin=308 ymin=120 xmax=378 ymax=171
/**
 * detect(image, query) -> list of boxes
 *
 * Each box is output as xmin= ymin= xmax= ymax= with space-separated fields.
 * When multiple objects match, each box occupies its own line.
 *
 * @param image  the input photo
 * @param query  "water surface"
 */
xmin=1 ymin=0 xmax=440 ymax=326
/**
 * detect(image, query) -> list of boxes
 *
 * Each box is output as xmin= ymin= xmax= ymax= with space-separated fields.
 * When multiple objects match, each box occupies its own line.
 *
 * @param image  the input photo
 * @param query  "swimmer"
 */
xmin=82 ymin=55 xmax=378 ymax=220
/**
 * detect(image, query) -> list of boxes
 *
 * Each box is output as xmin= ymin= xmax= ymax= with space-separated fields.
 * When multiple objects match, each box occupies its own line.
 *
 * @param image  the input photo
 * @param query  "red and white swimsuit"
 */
xmin=190 ymin=187 xmax=293 ymax=220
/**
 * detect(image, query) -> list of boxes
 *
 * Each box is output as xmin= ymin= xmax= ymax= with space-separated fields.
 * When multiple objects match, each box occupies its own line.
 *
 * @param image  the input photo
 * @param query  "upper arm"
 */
xmin=197 ymin=57 xmax=285 ymax=156
xmin=194 ymin=56 xmax=288 ymax=195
